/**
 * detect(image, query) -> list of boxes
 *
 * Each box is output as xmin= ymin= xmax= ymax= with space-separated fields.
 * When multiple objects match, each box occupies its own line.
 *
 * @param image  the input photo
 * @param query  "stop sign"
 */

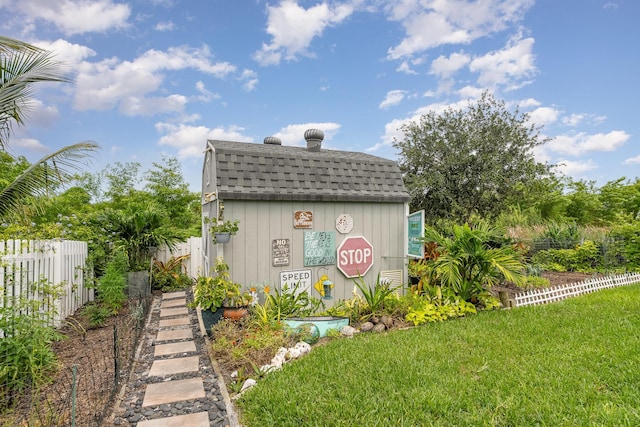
xmin=337 ymin=236 xmax=374 ymax=278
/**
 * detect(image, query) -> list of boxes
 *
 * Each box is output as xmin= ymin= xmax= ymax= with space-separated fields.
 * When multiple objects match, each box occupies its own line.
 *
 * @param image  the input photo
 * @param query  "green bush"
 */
xmin=0 ymin=279 xmax=63 ymax=411
xmin=606 ymin=222 xmax=640 ymax=271
xmin=531 ymin=240 xmax=602 ymax=273
xmin=96 ymin=250 xmax=128 ymax=314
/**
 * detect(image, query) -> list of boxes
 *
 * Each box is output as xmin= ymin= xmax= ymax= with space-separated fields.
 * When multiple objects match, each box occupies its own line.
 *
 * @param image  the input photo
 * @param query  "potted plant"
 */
xmin=191 ymin=257 xmax=242 ymax=332
xmin=210 ymin=219 xmax=239 ymax=243
xmin=222 ymin=291 xmax=254 ymax=320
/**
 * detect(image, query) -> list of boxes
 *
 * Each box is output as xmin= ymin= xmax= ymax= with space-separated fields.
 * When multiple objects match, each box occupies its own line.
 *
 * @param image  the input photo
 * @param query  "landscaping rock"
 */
xmin=360 ymin=322 xmax=374 ymax=332
xmin=372 ymin=324 xmax=387 ymax=333
xmin=340 ymin=325 xmax=358 ymax=337
xmin=381 ymin=315 xmax=393 ymax=329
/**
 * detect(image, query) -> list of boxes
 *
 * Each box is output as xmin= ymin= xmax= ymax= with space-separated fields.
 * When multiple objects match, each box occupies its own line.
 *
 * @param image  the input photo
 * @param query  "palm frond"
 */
xmin=0 ymin=141 xmax=99 ymax=219
xmin=0 ymin=36 xmax=71 ymax=150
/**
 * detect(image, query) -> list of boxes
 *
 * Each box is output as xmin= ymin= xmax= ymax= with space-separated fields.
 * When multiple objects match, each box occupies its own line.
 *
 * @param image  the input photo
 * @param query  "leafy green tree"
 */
xmin=394 ymin=91 xmax=552 ymax=224
xmin=0 ymin=142 xmax=98 ymax=220
xmin=145 ymin=155 xmax=200 ymax=232
xmin=423 ymin=223 xmax=525 ymax=302
xmin=562 ymin=179 xmax=604 ymax=225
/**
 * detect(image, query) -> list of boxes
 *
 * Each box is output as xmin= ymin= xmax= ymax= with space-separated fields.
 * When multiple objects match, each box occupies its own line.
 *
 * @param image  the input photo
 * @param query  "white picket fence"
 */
xmin=154 ymin=236 xmax=203 ymax=278
xmin=1 ymin=239 xmax=92 ymax=328
xmin=513 ymin=272 xmax=640 ymax=307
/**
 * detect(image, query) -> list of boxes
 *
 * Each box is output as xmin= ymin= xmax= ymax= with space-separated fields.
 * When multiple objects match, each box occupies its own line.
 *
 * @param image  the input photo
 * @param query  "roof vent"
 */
xmin=264 ymin=136 xmax=282 ymax=145
xmin=304 ymin=128 xmax=324 ymax=152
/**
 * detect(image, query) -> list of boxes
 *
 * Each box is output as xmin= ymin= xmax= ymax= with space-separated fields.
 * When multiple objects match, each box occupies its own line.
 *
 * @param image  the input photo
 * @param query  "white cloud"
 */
xmin=13 ymin=137 xmax=48 ymax=152
xmin=155 ymin=123 xmax=254 ymax=158
xmin=396 ymin=60 xmax=418 ymax=75
xmin=155 ymin=21 xmax=175 ymax=31
xmin=13 ymin=0 xmax=131 ymax=35
xmin=194 ymin=81 xmax=220 ymax=103
xmin=253 ymin=0 xmax=355 ymax=66
xmin=386 ymin=0 xmax=534 ymax=60
xmin=430 ymin=52 xmax=471 ymax=79
xmin=547 ymin=130 xmax=630 ymax=156
xmin=73 ymin=45 xmax=236 ymax=115
xmin=527 ymin=106 xmax=560 ymax=127
xmin=379 ymin=90 xmax=407 ymax=109
xmin=554 ymin=159 xmax=598 ymax=176
xmin=239 ymin=69 xmax=259 ymax=91
xmin=273 ymin=122 xmax=341 ymax=147
xmin=34 ymin=39 xmax=97 ymax=66
xmin=562 ymin=113 xmax=585 ymax=127
xmin=623 ymin=155 xmax=640 ymax=165
xmin=469 ymin=34 xmax=536 ymax=90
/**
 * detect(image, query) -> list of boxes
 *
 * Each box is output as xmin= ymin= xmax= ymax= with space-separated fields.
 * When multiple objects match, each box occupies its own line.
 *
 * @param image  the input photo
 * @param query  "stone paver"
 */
xmin=162 ymin=291 xmax=186 ymax=300
xmin=156 ymin=328 xmax=193 ymax=342
xmin=142 ymin=377 xmax=205 ymax=407
xmin=149 ymin=356 xmax=199 ymax=377
xmin=159 ymin=306 xmax=188 ymax=318
xmin=136 ymin=412 xmax=210 ymax=427
xmin=154 ymin=341 xmax=196 ymax=357
xmin=160 ymin=298 xmax=187 ymax=308
xmin=158 ymin=316 xmax=190 ymax=328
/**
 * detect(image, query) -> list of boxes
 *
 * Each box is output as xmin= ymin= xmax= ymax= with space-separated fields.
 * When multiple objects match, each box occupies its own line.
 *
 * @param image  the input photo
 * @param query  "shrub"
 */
xmin=0 ymin=279 xmax=63 ymax=411
xmin=96 ymin=250 xmax=128 ymax=314
xmin=531 ymin=240 xmax=602 ymax=273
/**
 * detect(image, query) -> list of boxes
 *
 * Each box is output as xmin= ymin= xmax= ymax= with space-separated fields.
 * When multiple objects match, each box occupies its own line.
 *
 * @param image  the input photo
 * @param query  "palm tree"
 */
xmin=0 ymin=142 xmax=99 ymax=219
xmin=0 ymin=36 xmax=98 ymax=220
xmin=100 ymin=203 xmax=183 ymax=270
xmin=1 ymin=35 xmax=71 ymax=150
xmin=423 ymin=223 xmax=525 ymax=301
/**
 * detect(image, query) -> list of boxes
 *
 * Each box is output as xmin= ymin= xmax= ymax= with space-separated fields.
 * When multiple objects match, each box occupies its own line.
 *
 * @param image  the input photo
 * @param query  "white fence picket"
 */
xmin=1 ymin=239 xmax=91 ymax=328
xmin=514 ymin=272 xmax=640 ymax=307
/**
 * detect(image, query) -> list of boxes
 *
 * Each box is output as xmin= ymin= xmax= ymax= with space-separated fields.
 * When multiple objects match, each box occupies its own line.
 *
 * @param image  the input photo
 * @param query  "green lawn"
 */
xmin=236 ymin=284 xmax=640 ymax=426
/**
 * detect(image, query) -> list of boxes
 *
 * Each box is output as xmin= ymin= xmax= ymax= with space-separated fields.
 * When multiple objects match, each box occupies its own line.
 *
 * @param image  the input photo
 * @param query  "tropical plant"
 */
xmin=261 ymin=282 xmax=323 ymax=323
xmin=151 ymin=254 xmax=193 ymax=291
xmin=191 ymin=257 xmax=241 ymax=311
xmin=353 ymin=274 xmax=400 ymax=320
xmin=99 ymin=202 xmax=182 ymax=270
xmin=423 ymin=223 xmax=526 ymax=302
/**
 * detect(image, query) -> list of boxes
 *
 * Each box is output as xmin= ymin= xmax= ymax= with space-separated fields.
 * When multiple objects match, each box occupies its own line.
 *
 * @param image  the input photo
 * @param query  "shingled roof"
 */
xmin=207 ymin=139 xmax=410 ymax=203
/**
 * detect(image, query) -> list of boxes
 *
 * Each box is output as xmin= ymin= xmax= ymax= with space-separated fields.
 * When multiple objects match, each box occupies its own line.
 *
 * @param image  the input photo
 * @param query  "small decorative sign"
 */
xmin=294 ymin=210 xmax=313 ymax=229
xmin=407 ymin=210 xmax=425 ymax=258
xmin=279 ymin=269 xmax=312 ymax=293
xmin=272 ymin=239 xmax=290 ymax=266
xmin=335 ymin=213 xmax=354 ymax=234
xmin=303 ymin=231 xmax=336 ymax=266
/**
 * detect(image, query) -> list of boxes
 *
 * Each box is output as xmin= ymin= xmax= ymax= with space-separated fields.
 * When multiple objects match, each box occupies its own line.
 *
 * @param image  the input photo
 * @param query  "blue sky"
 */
xmin=1 ymin=0 xmax=638 ymax=192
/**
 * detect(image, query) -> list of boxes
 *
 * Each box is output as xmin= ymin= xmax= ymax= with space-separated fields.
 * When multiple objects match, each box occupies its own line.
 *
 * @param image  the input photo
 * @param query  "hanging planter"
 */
xmin=214 ymin=232 xmax=231 ymax=243
xmin=209 ymin=219 xmax=239 ymax=243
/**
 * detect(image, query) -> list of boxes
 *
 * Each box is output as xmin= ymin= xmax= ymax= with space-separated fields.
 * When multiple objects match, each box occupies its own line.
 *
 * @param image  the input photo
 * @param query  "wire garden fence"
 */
xmin=1 ymin=293 xmax=152 ymax=427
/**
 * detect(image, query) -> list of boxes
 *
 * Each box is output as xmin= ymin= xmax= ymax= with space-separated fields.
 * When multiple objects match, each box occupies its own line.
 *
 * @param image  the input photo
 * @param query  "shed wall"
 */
xmin=207 ymin=200 xmax=408 ymax=304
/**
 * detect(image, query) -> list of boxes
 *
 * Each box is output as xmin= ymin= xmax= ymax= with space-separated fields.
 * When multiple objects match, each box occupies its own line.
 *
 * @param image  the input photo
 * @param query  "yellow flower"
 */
xmin=263 ymin=285 xmax=271 ymax=294
xmin=250 ymin=286 xmax=257 ymax=293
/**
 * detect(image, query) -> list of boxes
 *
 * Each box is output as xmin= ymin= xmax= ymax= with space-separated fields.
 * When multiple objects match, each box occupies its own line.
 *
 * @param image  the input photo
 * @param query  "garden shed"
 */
xmin=201 ymin=129 xmax=411 ymax=304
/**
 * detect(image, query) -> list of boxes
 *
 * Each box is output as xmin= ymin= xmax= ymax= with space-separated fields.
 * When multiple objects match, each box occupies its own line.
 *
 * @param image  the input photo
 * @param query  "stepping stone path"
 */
xmin=111 ymin=290 xmax=235 ymax=426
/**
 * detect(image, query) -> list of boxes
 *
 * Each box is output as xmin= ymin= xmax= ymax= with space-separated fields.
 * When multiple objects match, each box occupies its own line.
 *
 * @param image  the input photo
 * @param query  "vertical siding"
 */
xmin=213 ymin=200 xmax=407 ymax=304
